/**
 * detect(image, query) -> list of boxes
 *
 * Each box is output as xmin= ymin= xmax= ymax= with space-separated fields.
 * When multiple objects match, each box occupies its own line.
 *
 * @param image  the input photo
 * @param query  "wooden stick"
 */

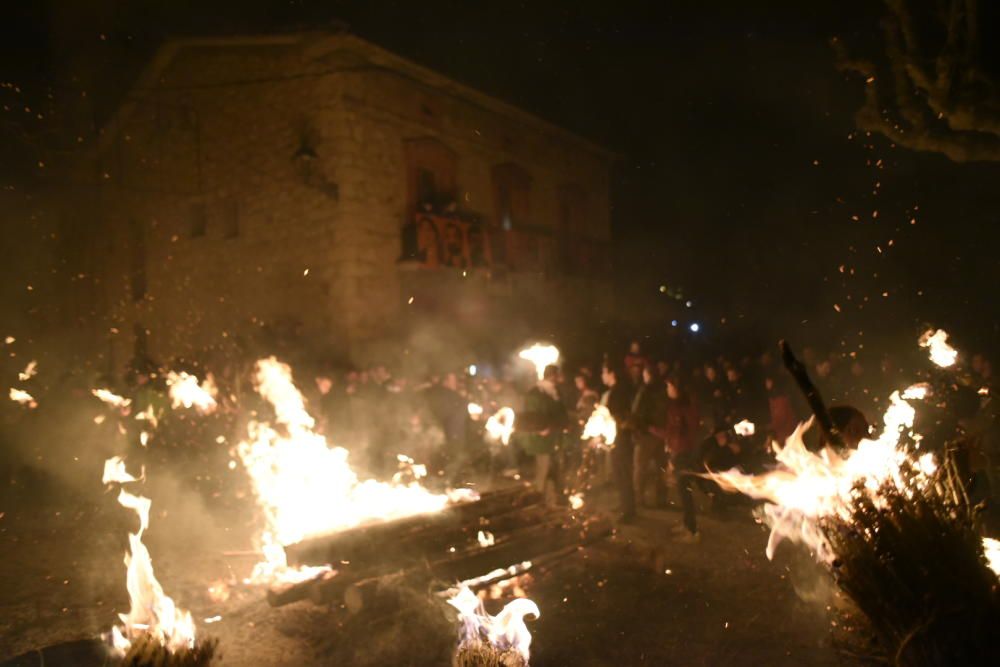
xmin=779 ymin=340 xmax=844 ymax=447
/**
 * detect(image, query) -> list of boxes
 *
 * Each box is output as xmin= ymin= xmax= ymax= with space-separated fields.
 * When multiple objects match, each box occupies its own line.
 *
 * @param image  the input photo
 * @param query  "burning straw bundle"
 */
xmin=453 ymin=640 xmax=527 ymax=667
xmin=820 ymin=453 xmax=998 ymax=666
xmin=120 ymin=635 xmax=218 ymax=667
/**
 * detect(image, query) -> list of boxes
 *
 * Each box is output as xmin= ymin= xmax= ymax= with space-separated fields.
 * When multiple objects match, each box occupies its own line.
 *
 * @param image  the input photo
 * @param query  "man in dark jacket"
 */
xmin=631 ymin=365 xmax=668 ymax=508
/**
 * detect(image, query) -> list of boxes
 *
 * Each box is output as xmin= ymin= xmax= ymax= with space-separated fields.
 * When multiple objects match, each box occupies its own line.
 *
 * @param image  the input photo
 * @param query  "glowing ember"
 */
xmin=477 ymin=530 xmax=496 ymax=547
xmin=18 ymin=360 xmax=37 ymax=382
xmin=448 ymin=585 xmax=540 ymax=664
xmin=93 ymin=388 xmax=131 ymax=409
xmin=9 ymin=387 xmax=36 ymax=408
xmin=236 ymin=357 xmax=471 ymax=585
xmin=734 ymin=419 xmax=755 ymax=437
xmin=468 ymin=402 xmax=484 ymax=419
xmin=102 ymin=456 xmax=197 ymax=656
xmin=518 ymin=344 xmax=559 ymax=381
xmin=484 ymin=407 xmax=516 ymax=446
xmin=581 ymin=405 xmax=616 ymax=446
xmin=919 ymin=328 xmax=957 ymax=367
xmin=166 ymin=371 xmax=218 ymax=414
xmin=568 ymin=493 xmax=584 ymax=510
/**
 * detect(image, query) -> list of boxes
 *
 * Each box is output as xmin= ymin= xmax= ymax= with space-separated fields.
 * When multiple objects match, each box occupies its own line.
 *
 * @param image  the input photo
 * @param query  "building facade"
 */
xmin=90 ymin=32 xmax=614 ymax=371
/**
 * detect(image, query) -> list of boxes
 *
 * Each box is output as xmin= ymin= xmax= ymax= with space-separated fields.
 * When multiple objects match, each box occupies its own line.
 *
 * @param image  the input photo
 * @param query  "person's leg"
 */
xmin=534 ymin=453 xmax=551 ymax=492
xmin=676 ymin=452 xmax=697 ymax=534
xmin=652 ymin=444 xmax=669 ymax=507
xmin=614 ymin=433 xmax=636 ymax=517
xmin=632 ymin=439 xmax=646 ymax=507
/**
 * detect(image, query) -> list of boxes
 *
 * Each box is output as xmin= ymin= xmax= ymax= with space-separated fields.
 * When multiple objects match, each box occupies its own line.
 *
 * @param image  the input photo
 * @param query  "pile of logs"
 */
xmin=266 ymin=484 xmax=611 ymax=610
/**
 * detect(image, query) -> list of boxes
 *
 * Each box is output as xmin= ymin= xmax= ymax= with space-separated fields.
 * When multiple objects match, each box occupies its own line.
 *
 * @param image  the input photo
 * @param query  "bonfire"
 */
xmin=710 ymin=330 xmax=999 ymax=665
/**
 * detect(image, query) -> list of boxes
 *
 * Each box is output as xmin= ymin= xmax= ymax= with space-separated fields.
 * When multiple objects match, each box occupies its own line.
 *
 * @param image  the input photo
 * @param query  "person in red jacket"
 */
xmin=655 ymin=376 xmax=702 ymax=542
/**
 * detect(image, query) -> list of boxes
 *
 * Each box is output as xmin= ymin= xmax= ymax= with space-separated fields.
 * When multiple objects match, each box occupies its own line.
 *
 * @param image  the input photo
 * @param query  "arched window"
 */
xmin=403 ymin=137 xmax=457 ymax=213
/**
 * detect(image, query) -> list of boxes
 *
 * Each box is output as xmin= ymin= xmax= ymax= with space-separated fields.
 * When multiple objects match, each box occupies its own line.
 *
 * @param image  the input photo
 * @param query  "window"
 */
xmin=492 ymin=163 xmax=531 ymax=230
xmin=222 ymin=199 xmax=239 ymax=239
xmin=190 ymin=202 xmax=207 ymax=238
xmin=558 ymin=184 xmax=587 ymax=270
xmin=404 ymin=137 xmax=457 ymax=212
xmin=128 ymin=218 xmax=146 ymax=301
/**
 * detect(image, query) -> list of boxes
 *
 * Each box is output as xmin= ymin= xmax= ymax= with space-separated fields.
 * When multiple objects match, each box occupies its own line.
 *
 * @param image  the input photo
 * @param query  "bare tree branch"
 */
xmin=835 ymin=0 xmax=1000 ymax=161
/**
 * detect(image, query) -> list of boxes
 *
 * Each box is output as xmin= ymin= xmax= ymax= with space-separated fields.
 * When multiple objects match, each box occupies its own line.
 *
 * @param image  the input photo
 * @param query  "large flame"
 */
xmin=236 ymin=357 xmax=472 ymax=584
xmin=484 ymin=407 xmax=516 ymax=446
xmin=518 ymin=344 xmax=559 ymax=381
xmin=581 ymin=405 xmax=616 ymax=446
xmin=448 ymin=585 xmax=540 ymax=664
xmin=919 ymin=328 xmax=958 ymax=367
xmin=103 ymin=456 xmax=197 ymax=656
xmin=166 ymin=371 xmax=218 ymax=413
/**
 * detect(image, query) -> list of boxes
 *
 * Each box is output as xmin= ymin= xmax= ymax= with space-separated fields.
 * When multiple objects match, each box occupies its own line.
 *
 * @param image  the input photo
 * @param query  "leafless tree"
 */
xmin=833 ymin=0 xmax=1000 ymax=161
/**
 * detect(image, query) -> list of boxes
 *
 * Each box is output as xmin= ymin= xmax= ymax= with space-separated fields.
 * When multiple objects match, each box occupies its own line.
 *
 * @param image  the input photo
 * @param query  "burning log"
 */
xmin=779 ymin=340 xmax=843 ymax=447
xmin=453 ymin=641 xmax=527 ymax=667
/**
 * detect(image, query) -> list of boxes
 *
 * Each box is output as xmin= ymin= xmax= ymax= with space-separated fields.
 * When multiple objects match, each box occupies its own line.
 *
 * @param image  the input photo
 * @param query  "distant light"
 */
xmin=671 ymin=320 xmax=678 ymax=327
xmin=685 ymin=300 xmax=693 ymax=308
xmin=468 ymin=364 xmax=477 ymax=376
xmin=689 ymin=322 xmax=701 ymax=333
xmin=659 ymin=285 xmax=667 ymax=293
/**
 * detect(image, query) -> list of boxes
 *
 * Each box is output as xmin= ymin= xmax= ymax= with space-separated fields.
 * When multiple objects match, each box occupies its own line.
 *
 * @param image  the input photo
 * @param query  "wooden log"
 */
xmin=285 ymin=485 xmax=540 ymax=568
xmin=339 ymin=514 xmax=613 ymax=613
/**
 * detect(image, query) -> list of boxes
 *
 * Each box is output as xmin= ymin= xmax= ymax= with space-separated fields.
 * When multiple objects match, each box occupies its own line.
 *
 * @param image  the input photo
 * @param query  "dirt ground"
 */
xmin=0 ymin=474 xmax=878 ymax=667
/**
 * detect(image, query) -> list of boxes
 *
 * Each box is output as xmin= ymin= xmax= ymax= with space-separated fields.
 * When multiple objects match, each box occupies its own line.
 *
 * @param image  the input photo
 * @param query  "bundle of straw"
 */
xmin=453 ymin=640 xmax=528 ymax=667
xmin=821 ymin=452 xmax=998 ymax=666
xmin=121 ymin=636 xmax=218 ymax=667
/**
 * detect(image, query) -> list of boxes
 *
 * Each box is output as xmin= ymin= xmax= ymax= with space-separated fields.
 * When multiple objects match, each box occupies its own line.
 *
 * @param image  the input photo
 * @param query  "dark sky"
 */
xmin=2 ymin=0 xmax=998 ymax=355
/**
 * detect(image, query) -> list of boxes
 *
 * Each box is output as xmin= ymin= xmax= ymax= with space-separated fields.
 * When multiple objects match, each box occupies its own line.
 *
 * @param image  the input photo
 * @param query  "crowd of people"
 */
xmin=4 ymin=337 xmax=996 ymax=539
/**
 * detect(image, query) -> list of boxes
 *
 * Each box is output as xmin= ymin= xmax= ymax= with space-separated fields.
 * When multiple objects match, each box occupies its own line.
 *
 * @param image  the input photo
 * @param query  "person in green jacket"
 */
xmin=518 ymin=364 xmax=568 ymax=505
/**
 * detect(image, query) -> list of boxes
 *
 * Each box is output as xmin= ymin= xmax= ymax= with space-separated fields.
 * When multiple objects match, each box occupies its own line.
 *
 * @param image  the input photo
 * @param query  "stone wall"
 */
xmin=94 ymin=34 xmax=613 ymax=372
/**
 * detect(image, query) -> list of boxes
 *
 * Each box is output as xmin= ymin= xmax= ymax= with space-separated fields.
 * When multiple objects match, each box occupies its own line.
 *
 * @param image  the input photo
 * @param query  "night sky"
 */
xmin=3 ymin=0 xmax=998 ymax=356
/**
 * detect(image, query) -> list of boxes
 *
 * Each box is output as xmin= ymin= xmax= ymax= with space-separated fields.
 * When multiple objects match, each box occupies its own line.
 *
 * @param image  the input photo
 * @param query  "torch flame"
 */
xmin=236 ymin=357 xmax=471 ymax=585
xmin=518 ymin=344 xmax=559 ymax=381
xmin=448 ymin=585 xmax=540 ymax=664
xmin=166 ymin=371 xmax=218 ymax=414
xmin=734 ymin=419 xmax=755 ymax=437
xmin=103 ymin=457 xmax=196 ymax=656
xmin=581 ymin=405 xmax=616 ymax=446
xmin=484 ymin=407 xmax=516 ymax=446
xmin=919 ymin=328 xmax=958 ymax=367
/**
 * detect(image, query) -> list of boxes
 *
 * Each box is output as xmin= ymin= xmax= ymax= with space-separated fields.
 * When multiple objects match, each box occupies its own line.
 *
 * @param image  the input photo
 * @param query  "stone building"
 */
xmin=90 ymin=32 xmax=614 ymax=371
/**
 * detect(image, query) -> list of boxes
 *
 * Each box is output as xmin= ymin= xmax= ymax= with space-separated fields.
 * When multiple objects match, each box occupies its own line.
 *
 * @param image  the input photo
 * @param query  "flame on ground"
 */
xmin=448 ymin=585 xmax=540 ymax=664
xmin=166 ymin=371 xmax=218 ymax=414
xmin=919 ymin=328 xmax=958 ymax=367
xmin=485 ymin=407 xmax=516 ymax=446
xmin=93 ymin=388 xmax=131 ymax=409
xmin=9 ymin=387 xmax=36 ymax=408
xmin=102 ymin=456 xmax=197 ymax=656
xmin=518 ymin=344 xmax=559 ymax=381
xmin=581 ymin=405 xmax=616 ymax=446
xmin=236 ymin=357 xmax=472 ymax=585
xmin=18 ymin=360 xmax=37 ymax=382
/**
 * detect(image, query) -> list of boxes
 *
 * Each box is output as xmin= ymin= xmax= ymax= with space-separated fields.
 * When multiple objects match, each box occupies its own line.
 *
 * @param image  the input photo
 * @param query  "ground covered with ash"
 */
xmin=0 ymin=475 xmax=877 ymax=666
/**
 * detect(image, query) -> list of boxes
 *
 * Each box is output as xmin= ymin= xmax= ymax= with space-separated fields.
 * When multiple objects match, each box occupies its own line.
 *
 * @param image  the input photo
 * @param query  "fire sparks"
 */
xmin=581 ymin=405 xmax=616 ymax=446
xmin=477 ymin=530 xmax=496 ymax=547
xmin=468 ymin=402 xmax=484 ymax=419
xmin=93 ymin=388 xmax=131 ymax=409
xmin=102 ymin=456 xmax=197 ymax=656
xmin=236 ymin=357 xmax=469 ymax=585
xmin=166 ymin=371 xmax=218 ymax=413
xmin=568 ymin=493 xmax=584 ymax=510
xmin=18 ymin=360 xmax=37 ymax=381
xmin=919 ymin=328 xmax=957 ymax=367
xmin=9 ymin=387 xmax=36 ymax=408
xmin=448 ymin=585 xmax=540 ymax=665
xmin=484 ymin=407 xmax=516 ymax=446
xmin=733 ymin=419 xmax=755 ymax=437
xmin=518 ymin=344 xmax=559 ymax=381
